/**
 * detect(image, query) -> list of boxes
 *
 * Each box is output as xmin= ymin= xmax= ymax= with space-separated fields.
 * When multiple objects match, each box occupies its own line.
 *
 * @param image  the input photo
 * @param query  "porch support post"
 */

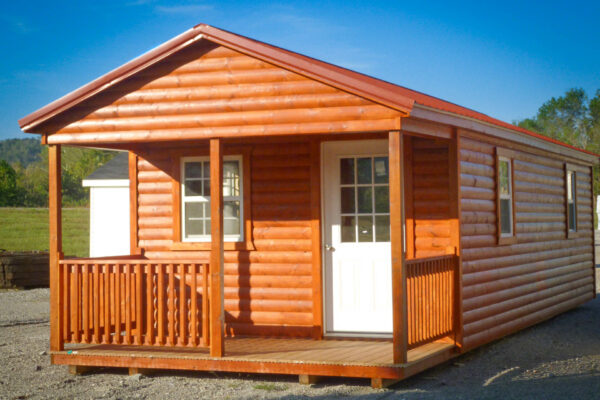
xmin=209 ymin=138 xmax=225 ymax=357
xmin=389 ymin=130 xmax=407 ymax=364
xmin=48 ymin=144 xmax=63 ymax=351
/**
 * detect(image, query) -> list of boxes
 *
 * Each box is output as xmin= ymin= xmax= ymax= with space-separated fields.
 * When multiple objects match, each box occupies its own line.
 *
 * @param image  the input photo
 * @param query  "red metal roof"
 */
xmin=18 ymin=23 xmax=598 ymax=158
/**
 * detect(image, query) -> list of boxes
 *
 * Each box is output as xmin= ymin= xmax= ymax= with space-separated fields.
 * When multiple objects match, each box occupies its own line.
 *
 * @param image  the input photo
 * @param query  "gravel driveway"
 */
xmin=1 ymin=270 xmax=599 ymax=399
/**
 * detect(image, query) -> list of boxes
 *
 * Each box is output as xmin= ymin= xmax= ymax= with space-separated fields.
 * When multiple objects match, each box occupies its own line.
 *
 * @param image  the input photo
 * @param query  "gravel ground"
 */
xmin=1 ymin=270 xmax=599 ymax=400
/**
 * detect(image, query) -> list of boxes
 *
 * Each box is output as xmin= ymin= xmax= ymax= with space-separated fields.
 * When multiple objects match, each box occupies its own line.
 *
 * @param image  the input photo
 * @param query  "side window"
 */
xmin=496 ymin=150 xmax=515 ymax=244
xmin=181 ymin=155 xmax=243 ymax=242
xmin=566 ymin=168 xmax=577 ymax=234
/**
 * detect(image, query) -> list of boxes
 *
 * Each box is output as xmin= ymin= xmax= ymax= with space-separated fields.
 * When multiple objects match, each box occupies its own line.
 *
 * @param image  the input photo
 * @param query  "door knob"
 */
xmin=324 ymin=244 xmax=335 ymax=251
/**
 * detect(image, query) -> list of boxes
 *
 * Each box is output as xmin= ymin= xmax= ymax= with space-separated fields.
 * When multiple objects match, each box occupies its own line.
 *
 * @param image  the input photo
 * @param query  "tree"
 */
xmin=0 ymin=160 xmax=17 ymax=206
xmin=516 ymin=88 xmax=600 ymax=227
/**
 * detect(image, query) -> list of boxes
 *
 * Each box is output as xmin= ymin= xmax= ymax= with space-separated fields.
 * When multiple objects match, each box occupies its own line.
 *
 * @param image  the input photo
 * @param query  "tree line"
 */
xmin=516 ymin=88 xmax=600 ymax=197
xmin=0 ymin=139 xmax=115 ymax=207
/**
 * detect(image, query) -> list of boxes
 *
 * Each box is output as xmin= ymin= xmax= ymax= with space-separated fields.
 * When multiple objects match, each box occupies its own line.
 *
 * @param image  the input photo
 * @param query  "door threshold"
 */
xmin=325 ymin=332 xmax=393 ymax=340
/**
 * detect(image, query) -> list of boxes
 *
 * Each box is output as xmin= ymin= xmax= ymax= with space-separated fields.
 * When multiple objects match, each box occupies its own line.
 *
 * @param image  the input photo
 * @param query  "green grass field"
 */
xmin=0 ymin=208 xmax=89 ymax=257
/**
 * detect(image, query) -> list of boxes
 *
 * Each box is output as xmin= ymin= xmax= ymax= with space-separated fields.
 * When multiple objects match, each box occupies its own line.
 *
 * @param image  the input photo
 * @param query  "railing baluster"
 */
xmin=114 ymin=264 xmax=121 ymax=344
xmin=157 ymin=263 xmax=165 ymax=346
xmin=146 ymin=264 xmax=154 ymax=345
xmin=103 ymin=264 xmax=111 ymax=344
xmin=62 ymin=264 xmax=70 ymax=342
xmin=124 ymin=264 xmax=131 ymax=345
xmin=190 ymin=263 xmax=198 ymax=347
xmin=74 ymin=264 xmax=81 ymax=343
xmin=202 ymin=263 xmax=209 ymax=347
xmin=81 ymin=264 xmax=89 ymax=343
xmin=178 ymin=263 xmax=187 ymax=346
xmin=135 ymin=263 xmax=143 ymax=346
xmin=93 ymin=263 xmax=99 ymax=344
xmin=168 ymin=263 xmax=175 ymax=346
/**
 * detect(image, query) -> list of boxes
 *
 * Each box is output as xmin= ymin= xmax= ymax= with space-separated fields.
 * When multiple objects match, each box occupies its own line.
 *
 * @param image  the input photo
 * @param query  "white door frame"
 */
xmin=320 ymin=139 xmax=393 ymax=338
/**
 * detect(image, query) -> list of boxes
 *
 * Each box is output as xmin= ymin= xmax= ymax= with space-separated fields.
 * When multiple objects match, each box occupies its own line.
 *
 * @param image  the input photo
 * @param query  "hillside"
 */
xmin=0 ymin=137 xmax=118 ymax=207
xmin=0 ymin=138 xmax=42 ymax=166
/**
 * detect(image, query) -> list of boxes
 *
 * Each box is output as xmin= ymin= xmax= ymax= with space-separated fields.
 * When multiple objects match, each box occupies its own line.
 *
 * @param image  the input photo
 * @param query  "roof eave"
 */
xmin=412 ymin=103 xmax=600 ymax=164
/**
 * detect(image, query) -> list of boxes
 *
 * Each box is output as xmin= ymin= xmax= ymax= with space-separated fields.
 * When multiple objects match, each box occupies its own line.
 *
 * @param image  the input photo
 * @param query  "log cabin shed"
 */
xmin=18 ymin=24 xmax=599 ymax=387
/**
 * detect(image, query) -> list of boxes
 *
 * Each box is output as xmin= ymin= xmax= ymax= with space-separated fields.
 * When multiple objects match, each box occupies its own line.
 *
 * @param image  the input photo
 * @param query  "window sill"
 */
xmin=171 ymin=241 xmax=255 ymax=251
xmin=567 ymin=230 xmax=579 ymax=239
xmin=498 ymin=236 xmax=517 ymax=246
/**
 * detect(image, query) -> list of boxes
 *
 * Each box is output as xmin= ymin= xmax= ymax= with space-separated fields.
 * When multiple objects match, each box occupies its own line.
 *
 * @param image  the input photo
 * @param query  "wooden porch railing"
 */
xmin=406 ymin=254 xmax=456 ymax=349
xmin=58 ymin=259 xmax=210 ymax=348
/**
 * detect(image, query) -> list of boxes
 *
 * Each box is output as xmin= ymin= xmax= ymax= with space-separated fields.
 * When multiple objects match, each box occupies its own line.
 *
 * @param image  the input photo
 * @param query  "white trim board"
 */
xmin=82 ymin=179 xmax=129 ymax=188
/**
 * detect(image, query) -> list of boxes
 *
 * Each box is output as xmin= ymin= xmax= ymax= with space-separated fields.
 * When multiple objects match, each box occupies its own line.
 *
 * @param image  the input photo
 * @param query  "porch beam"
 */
xmin=48 ymin=144 xmax=63 ymax=351
xmin=389 ymin=130 xmax=408 ymax=364
xmin=209 ymin=138 xmax=225 ymax=357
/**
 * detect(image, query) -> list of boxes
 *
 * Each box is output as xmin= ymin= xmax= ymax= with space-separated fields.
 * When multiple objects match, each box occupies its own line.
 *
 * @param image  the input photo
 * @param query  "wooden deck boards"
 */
xmin=53 ymin=337 xmax=456 ymax=380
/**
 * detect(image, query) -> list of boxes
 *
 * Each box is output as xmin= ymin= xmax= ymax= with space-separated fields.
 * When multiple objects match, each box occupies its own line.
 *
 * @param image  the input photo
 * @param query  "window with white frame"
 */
xmin=498 ymin=157 xmax=513 ymax=236
xmin=566 ymin=169 xmax=577 ymax=232
xmin=181 ymin=155 xmax=243 ymax=242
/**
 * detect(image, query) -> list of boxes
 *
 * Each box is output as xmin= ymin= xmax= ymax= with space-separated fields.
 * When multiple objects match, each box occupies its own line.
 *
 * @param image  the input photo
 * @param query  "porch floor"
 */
xmin=52 ymin=337 xmax=457 ymax=381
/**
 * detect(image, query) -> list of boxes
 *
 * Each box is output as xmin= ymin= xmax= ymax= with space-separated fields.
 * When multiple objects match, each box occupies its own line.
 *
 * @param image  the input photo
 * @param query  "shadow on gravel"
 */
xmin=273 ymin=297 xmax=600 ymax=399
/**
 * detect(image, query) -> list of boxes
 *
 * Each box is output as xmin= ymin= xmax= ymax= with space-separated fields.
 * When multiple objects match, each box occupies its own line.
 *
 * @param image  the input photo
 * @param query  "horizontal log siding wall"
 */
xmin=412 ymin=138 xmax=453 ymax=258
xmin=44 ymin=44 xmax=402 ymax=143
xmin=459 ymin=133 xmax=595 ymax=350
xmin=137 ymin=140 xmax=315 ymax=337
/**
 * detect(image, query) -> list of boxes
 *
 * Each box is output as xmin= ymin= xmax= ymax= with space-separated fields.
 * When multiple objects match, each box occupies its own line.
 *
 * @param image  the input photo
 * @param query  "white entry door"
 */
xmin=322 ymin=140 xmax=392 ymax=335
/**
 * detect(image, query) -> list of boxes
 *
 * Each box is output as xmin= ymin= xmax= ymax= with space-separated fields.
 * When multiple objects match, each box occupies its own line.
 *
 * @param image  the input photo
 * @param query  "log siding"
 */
xmin=408 ymin=137 xmax=453 ymax=258
xmin=136 ymin=140 xmax=317 ymax=337
xmin=41 ymin=44 xmax=403 ymax=144
xmin=459 ymin=129 xmax=595 ymax=350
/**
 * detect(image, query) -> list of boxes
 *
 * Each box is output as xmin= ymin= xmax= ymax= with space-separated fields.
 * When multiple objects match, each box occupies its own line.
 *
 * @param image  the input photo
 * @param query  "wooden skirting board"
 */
xmin=52 ymin=337 xmax=456 ymax=386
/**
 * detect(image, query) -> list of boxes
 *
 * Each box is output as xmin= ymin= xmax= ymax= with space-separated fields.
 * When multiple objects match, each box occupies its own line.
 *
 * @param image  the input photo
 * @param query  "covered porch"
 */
xmin=47 ymin=129 xmax=461 ymax=387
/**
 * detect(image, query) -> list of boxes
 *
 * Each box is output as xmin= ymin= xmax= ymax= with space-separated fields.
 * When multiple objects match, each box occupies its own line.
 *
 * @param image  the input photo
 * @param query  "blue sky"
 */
xmin=2 ymin=0 xmax=599 ymax=140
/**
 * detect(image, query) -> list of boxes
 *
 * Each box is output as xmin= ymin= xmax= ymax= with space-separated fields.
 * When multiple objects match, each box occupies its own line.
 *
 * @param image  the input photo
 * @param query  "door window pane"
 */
xmin=375 ymin=215 xmax=390 ymax=242
xmin=358 ymin=216 xmax=373 ymax=242
xmin=357 ymin=187 xmax=373 ymax=213
xmin=340 ymin=187 xmax=355 ymax=214
xmin=341 ymin=216 xmax=356 ymax=242
xmin=374 ymin=186 xmax=389 ymax=213
xmin=357 ymin=158 xmax=372 ymax=184
xmin=374 ymin=157 xmax=389 ymax=183
xmin=340 ymin=158 xmax=355 ymax=184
